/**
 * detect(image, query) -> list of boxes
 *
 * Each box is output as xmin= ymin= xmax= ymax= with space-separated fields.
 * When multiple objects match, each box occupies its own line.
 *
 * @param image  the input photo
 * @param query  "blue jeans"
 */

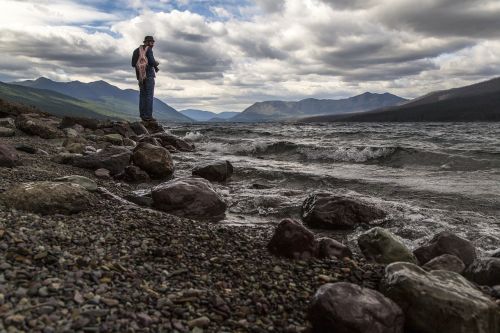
xmin=139 ymin=77 xmax=155 ymax=119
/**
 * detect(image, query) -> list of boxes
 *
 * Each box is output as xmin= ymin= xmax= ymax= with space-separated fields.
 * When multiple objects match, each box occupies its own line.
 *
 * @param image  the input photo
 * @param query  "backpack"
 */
xmin=135 ymin=45 xmax=149 ymax=83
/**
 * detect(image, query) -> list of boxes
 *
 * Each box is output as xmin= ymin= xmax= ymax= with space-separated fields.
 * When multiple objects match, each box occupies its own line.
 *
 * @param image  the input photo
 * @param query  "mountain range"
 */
xmin=302 ymin=77 xmax=500 ymax=122
xmin=232 ymin=92 xmax=407 ymax=122
xmin=10 ymin=77 xmax=192 ymax=122
xmin=180 ymin=109 xmax=239 ymax=122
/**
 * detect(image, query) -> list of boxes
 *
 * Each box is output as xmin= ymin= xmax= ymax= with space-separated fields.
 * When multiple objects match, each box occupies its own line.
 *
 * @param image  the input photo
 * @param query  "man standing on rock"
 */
xmin=132 ymin=36 xmax=160 ymax=121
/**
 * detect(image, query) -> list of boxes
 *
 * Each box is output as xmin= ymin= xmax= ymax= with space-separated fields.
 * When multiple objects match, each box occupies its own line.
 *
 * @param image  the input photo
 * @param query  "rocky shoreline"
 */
xmin=1 ymin=101 xmax=500 ymax=332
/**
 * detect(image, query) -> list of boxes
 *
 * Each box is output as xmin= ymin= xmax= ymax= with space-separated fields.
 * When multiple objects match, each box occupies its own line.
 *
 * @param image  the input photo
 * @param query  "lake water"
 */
xmin=163 ymin=122 xmax=500 ymax=254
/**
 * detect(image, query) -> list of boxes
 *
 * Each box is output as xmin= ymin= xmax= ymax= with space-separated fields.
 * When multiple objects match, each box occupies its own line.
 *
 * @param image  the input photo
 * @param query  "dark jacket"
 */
xmin=132 ymin=46 xmax=157 ymax=80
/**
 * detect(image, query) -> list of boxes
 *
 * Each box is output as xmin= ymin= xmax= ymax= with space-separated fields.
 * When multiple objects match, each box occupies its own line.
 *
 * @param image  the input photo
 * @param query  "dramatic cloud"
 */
xmin=0 ymin=0 xmax=499 ymax=112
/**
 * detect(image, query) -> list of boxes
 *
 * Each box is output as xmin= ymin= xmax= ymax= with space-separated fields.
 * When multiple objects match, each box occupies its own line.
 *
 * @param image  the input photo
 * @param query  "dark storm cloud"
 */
xmin=234 ymin=38 xmax=287 ymax=60
xmin=0 ymin=29 xmax=129 ymax=73
xmin=378 ymin=0 xmax=500 ymax=38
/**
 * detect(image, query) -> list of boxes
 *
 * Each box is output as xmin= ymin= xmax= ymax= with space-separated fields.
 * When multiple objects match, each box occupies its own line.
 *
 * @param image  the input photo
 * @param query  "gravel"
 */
xmin=0 ymin=132 xmax=384 ymax=332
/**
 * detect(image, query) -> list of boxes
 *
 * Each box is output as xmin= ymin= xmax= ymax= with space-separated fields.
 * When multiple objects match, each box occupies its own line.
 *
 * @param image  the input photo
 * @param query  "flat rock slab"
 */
xmin=382 ymin=262 xmax=500 ymax=333
xmin=70 ymin=146 xmax=132 ymax=175
xmin=2 ymin=181 xmax=92 ymax=215
xmin=54 ymin=175 xmax=98 ymax=192
xmin=301 ymin=193 xmax=386 ymax=229
xmin=152 ymin=177 xmax=226 ymax=221
xmin=308 ymin=282 xmax=404 ymax=333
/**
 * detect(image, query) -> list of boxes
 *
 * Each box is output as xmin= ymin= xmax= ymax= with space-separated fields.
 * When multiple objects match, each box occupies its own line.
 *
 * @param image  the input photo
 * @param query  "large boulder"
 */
xmin=192 ymin=160 xmax=233 ymax=182
xmin=0 ymin=144 xmax=21 ymax=168
xmin=132 ymin=142 xmax=174 ymax=179
xmin=109 ymin=122 xmax=136 ymax=138
xmin=381 ymin=262 xmax=500 ymax=333
xmin=413 ymin=231 xmax=476 ymax=266
xmin=301 ymin=193 xmax=386 ymax=229
xmin=422 ymin=254 xmax=466 ymax=273
xmin=308 ymin=282 xmax=404 ymax=333
xmin=152 ymin=132 xmax=195 ymax=152
xmin=317 ymin=237 xmax=352 ymax=259
xmin=2 ymin=181 xmax=91 ymax=215
xmin=358 ymin=227 xmax=417 ymax=265
xmin=70 ymin=146 xmax=132 ymax=175
xmin=15 ymin=114 xmax=63 ymax=139
xmin=464 ymin=258 xmax=500 ymax=286
xmin=267 ymin=219 xmax=318 ymax=259
xmin=152 ymin=177 xmax=226 ymax=221
xmin=141 ymin=120 xmax=164 ymax=134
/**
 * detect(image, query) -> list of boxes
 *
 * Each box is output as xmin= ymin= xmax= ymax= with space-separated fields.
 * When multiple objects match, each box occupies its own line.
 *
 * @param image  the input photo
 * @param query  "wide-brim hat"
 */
xmin=144 ymin=36 xmax=155 ymax=43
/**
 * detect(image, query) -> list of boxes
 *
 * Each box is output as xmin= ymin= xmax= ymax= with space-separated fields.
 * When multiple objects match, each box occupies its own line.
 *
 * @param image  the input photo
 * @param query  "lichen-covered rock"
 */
xmin=464 ymin=258 xmax=500 ymax=286
xmin=152 ymin=177 xmax=226 ymax=221
xmin=267 ymin=219 xmax=318 ymax=259
xmin=2 ymin=181 xmax=91 ymax=215
xmin=301 ymin=193 xmax=386 ymax=229
xmin=192 ymin=160 xmax=233 ymax=182
xmin=132 ymin=142 xmax=174 ymax=179
xmin=422 ymin=254 xmax=465 ymax=273
xmin=382 ymin=262 xmax=500 ymax=333
xmin=0 ymin=144 xmax=21 ymax=168
xmin=308 ymin=282 xmax=404 ymax=333
xmin=413 ymin=231 xmax=476 ymax=266
xmin=358 ymin=227 xmax=417 ymax=264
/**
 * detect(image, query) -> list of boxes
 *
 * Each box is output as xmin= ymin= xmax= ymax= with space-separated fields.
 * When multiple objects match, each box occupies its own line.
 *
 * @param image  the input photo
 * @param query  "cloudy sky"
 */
xmin=1 ymin=0 xmax=499 ymax=112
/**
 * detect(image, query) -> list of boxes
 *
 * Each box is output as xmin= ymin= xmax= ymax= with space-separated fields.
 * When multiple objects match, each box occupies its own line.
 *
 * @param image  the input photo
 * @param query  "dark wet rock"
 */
xmin=308 ymin=282 xmax=404 ymax=333
xmin=422 ymin=254 xmax=466 ymax=273
xmin=120 ymin=165 xmax=151 ymax=183
xmin=15 ymin=145 xmax=37 ymax=154
xmin=301 ymin=193 xmax=386 ymax=229
xmin=317 ymin=237 xmax=352 ymax=259
xmin=2 ymin=181 xmax=91 ymax=215
xmin=267 ymin=219 xmax=318 ymax=259
xmin=130 ymin=121 xmax=149 ymax=136
xmin=132 ymin=142 xmax=174 ymax=179
xmin=15 ymin=114 xmax=63 ymax=139
xmin=60 ymin=116 xmax=101 ymax=130
xmin=103 ymin=133 xmax=123 ymax=145
xmin=413 ymin=231 xmax=476 ymax=266
xmin=382 ymin=262 xmax=500 ymax=333
xmin=0 ymin=127 xmax=15 ymax=137
xmin=464 ymin=258 xmax=500 ymax=286
xmin=138 ymin=136 xmax=162 ymax=147
xmin=0 ymin=144 xmax=21 ymax=168
xmin=152 ymin=132 xmax=195 ymax=152
xmin=358 ymin=227 xmax=417 ymax=265
xmin=0 ymin=117 xmax=15 ymax=128
xmin=94 ymin=168 xmax=111 ymax=179
xmin=110 ymin=122 xmax=136 ymax=138
xmin=70 ymin=145 xmax=132 ymax=175
xmin=142 ymin=119 xmax=164 ymax=134
xmin=54 ymin=175 xmax=98 ymax=192
xmin=152 ymin=177 xmax=226 ymax=220
xmin=125 ymin=189 xmax=153 ymax=207
xmin=123 ymin=138 xmax=136 ymax=147
xmin=192 ymin=160 xmax=233 ymax=182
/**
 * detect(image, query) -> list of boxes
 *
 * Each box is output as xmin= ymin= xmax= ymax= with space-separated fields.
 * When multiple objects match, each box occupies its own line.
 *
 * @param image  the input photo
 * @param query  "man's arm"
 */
xmin=146 ymin=48 xmax=159 ymax=67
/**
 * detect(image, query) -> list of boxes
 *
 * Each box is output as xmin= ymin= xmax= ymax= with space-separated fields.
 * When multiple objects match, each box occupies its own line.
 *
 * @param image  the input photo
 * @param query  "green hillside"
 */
xmin=0 ymin=82 xmax=126 ymax=119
